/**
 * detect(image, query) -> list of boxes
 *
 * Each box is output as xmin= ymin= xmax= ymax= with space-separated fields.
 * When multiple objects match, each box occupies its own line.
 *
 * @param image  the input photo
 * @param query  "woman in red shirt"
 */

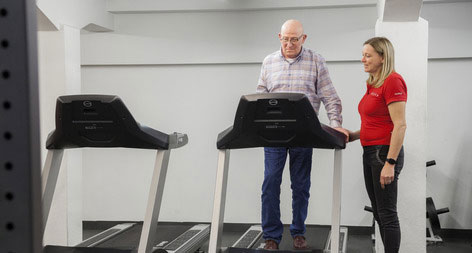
xmin=348 ymin=37 xmax=407 ymax=253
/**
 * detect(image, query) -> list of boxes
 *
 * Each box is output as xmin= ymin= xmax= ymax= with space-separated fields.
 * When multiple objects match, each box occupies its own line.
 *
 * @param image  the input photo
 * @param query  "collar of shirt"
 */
xmin=278 ymin=47 xmax=305 ymax=63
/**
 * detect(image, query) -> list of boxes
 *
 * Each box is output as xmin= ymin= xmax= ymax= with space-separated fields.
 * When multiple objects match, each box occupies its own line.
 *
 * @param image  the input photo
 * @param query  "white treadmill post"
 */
xmin=208 ymin=149 xmax=231 ymax=253
xmin=330 ymin=149 xmax=343 ymax=253
xmin=41 ymin=149 xmax=65 ymax=233
xmin=138 ymin=149 xmax=171 ymax=253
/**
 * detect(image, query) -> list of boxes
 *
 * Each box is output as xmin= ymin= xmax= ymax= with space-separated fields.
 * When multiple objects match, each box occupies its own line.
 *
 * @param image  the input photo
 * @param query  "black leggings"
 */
xmin=363 ymin=145 xmax=404 ymax=253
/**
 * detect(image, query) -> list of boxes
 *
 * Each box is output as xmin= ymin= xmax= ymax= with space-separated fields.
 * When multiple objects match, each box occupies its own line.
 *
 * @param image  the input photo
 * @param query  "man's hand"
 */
xmin=333 ymin=127 xmax=349 ymax=142
xmin=347 ymin=129 xmax=360 ymax=142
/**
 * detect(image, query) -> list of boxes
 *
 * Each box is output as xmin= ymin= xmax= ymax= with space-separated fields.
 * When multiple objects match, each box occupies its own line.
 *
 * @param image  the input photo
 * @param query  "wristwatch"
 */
xmin=386 ymin=158 xmax=397 ymax=165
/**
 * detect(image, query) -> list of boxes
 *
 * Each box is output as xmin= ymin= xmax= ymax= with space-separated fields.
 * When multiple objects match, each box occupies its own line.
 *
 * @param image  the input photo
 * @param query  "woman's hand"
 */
xmin=380 ymin=163 xmax=395 ymax=189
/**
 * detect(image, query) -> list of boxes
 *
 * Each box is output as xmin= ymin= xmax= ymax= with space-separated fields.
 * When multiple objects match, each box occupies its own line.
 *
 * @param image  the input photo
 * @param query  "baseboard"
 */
xmin=440 ymin=228 xmax=472 ymax=239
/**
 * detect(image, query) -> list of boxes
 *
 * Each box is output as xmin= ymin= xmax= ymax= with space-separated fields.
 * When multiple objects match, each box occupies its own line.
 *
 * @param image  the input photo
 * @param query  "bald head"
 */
xmin=279 ymin=19 xmax=306 ymax=59
xmin=281 ymin=20 xmax=304 ymax=36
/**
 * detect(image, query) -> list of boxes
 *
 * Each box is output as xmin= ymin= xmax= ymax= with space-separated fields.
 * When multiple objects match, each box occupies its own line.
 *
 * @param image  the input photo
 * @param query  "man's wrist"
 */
xmin=330 ymin=121 xmax=342 ymax=128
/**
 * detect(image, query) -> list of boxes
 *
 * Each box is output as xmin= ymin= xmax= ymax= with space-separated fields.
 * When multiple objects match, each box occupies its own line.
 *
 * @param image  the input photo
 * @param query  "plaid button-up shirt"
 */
xmin=257 ymin=47 xmax=343 ymax=127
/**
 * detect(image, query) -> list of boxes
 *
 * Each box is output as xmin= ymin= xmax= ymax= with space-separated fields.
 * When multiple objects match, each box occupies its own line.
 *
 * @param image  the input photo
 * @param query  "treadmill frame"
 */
xmin=208 ymin=149 xmax=344 ymax=253
xmin=42 ymin=146 xmax=174 ymax=253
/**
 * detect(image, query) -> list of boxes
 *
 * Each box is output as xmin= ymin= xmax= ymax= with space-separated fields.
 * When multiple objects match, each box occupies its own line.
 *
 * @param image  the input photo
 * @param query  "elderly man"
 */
xmin=257 ymin=19 xmax=347 ymax=250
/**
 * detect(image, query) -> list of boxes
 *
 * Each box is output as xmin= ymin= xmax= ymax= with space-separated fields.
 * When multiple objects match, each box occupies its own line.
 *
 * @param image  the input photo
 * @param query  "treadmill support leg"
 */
xmin=209 ymin=149 xmax=230 ymax=253
xmin=330 ymin=149 xmax=343 ymax=253
xmin=42 ymin=149 xmax=65 ymax=233
xmin=138 ymin=149 xmax=171 ymax=253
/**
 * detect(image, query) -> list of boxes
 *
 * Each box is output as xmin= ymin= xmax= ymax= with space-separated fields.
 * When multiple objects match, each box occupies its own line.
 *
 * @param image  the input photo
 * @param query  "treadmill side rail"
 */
xmin=231 ymin=225 xmax=263 ymax=249
xmin=76 ymin=223 xmax=136 ymax=247
xmin=161 ymin=224 xmax=210 ymax=253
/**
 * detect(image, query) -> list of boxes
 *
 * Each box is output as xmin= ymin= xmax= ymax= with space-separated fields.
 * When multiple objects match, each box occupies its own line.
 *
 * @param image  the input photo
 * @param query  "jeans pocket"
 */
xmin=374 ymin=146 xmax=388 ymax=165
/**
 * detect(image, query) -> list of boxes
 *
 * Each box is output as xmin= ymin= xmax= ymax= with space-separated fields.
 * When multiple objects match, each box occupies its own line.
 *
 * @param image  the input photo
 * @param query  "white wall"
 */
xmin=80 ymin=5 xmax=376 ymax=226
xmin=74 ymin=1 xmax=472 ymax=229
xmin=427 ymin=59 xmax=472 ymax=229
xmin=424 ymin=1 xmax=472 ymax=58
xmin=81 ymin=7 xmax=375 ymax=65
xmin=422 ymin=1 xmax=472 ymax=229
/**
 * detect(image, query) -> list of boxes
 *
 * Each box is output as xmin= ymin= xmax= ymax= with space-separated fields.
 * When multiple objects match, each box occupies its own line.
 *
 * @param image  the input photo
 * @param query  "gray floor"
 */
xmin=82 ymin=222 xmax=472 ymax=252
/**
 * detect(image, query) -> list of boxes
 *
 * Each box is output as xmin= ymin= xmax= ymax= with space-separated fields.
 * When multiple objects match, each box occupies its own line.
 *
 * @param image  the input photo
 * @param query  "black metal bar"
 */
xmin=0 ymin=0 xmax=42 ymax=252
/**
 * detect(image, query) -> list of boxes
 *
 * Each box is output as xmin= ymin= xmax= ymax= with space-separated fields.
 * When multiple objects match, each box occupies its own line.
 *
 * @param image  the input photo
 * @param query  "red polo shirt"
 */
xmin=358 ymin=72 xmax=407 ymax=146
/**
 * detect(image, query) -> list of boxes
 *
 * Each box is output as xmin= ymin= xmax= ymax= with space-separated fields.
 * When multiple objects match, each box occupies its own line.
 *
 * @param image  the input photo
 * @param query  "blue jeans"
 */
xmin=261 ymin=147 xmax=313 ymax=244
xmin=363 ymin=145 xmax=404 ymax=253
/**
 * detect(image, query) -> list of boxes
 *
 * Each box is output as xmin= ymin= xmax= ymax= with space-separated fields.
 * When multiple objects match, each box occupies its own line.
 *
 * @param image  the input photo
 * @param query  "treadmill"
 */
xmin=42 ymin=95 xmax=209 ymax=253
xmin=208 ymin=93 xmax=348 ymax=253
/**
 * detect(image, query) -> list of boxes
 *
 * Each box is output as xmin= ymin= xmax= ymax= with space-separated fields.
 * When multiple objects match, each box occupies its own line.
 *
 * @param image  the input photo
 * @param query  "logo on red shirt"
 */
xmin=370 ymin=92 xmax=379 ymax=97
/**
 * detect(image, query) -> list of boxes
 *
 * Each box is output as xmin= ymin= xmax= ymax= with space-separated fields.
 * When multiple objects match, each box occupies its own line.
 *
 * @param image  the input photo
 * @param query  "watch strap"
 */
xmin=386 ymin=158 xmax=397 ymax=165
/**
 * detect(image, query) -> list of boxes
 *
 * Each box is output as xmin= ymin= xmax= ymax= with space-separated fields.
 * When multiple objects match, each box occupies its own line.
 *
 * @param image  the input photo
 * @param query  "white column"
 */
xmin=63 ymin=25 xmax=83 ymax=246
xmin=38 ymin=25 xmax=82 ymax=246
xmin=38 ymin=28 xmax=67 ymax=246
xmin=374 ymin=18 xmax=428 ymax=253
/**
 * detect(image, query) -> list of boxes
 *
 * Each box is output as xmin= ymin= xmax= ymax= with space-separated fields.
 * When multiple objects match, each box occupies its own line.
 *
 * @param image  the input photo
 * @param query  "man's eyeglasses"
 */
xmin=280 ymin=35 xmax=304 ymax=43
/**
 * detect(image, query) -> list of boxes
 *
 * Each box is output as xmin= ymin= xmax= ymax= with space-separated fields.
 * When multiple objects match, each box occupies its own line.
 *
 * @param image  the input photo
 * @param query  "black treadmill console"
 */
xmin=46 ymin=95 xmax=172 ymax=150
xmin=217 ymin=93 xmax=346 ymax=150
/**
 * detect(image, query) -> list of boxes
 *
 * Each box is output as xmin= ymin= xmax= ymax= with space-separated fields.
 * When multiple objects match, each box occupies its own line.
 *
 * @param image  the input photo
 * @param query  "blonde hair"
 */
xmin=364 ymin=37 xmax=395 ymax=88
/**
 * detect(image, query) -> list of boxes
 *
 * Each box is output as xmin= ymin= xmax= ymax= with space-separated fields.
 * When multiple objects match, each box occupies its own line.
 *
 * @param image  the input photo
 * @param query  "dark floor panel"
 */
xmin=277 ymin=226 xmax=329 ymax=250
xmin=347 ymin=234 xmax=374 ymax=253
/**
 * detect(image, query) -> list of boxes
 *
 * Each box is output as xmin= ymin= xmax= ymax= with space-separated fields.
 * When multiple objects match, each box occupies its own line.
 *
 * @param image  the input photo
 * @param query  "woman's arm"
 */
xmin=386 ymin=101 xmax=407 ymax=160
xmin=380 ymin=101 xmax=407 ymax=189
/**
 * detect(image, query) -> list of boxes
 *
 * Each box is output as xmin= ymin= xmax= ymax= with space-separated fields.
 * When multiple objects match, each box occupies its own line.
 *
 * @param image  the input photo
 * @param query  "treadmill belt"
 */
xmin=44 ymin=245 xmax=133 ymax=253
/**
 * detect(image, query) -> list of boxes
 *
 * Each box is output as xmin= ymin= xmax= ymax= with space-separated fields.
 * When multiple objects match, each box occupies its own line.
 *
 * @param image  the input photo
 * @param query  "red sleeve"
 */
xmin=383 ymin=74 xmax=407 ymax=105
